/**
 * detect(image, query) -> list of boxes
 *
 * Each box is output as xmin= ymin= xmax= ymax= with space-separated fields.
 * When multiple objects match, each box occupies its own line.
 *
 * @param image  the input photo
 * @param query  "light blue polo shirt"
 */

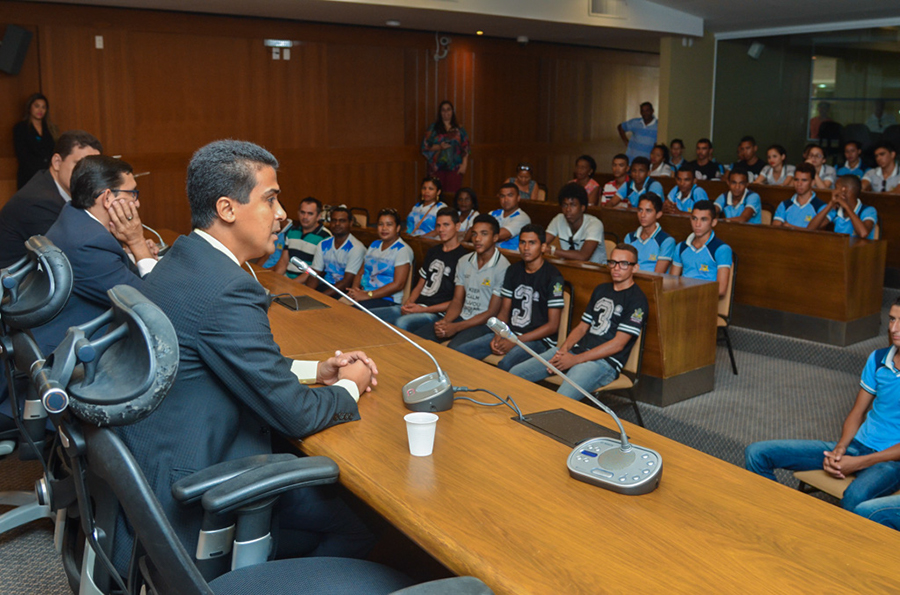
xmin=489 ymin=208 xmax=532 ymax=251
xmin=407 ymin=201 xmax=448 ymax=236
xmin=856 ymin=346 xmax=900 ymax=451
xmin=773 ymin=193 xmax=827 ymax=227
xmin=621 ymin=116 xmax=657 ymax=162
xmin=714 ymin=191 xmax=762 ymax=225
xmin=617 ymin=178 xmax=664 ymax=208
xmin=827 ymin=199 xmax=878 ymax=239
xmin=667 ymin=184 xmax=708 ymax=213
xmin=836 ymin=162 xmax=865 ymax=178
xmin=624 ymin=224 xmax=675 ymax=273
xmin=673 ymin=231 xmax=732 ymax=282
xmin=360 ymin=237 xmax=413 ymax=304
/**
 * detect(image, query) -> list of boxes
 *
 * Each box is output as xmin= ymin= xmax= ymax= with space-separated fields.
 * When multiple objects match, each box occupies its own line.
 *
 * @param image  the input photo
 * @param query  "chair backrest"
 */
xmin=349 ymin=207 xmax=369 ymax=228
xmin=604 ymin=239 xmax=616 ymax=262
xmin=557 ymin=282 xmax=573 ymax=345
xmin=621 ymin=329 xmax=646 ymax=387
xmin=718 ymin=252 xmax=737 ymax=320
xmin=760 ymin=206 xmax=774 ymax=226
xmin=604 ymin=231 xmax=619 ymax=244
xmin=873 ymin=223 xmax=881 ymax=240
xmin=0 ymin=236 xmax=72 ymax=330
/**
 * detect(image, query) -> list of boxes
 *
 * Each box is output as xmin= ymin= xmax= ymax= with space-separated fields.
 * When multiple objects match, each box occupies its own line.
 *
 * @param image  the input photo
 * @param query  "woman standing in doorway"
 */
xmin=13 ymin=93 xmax=58 ymax=189
xmin=421 ymin=100 xmax=470 ymax=194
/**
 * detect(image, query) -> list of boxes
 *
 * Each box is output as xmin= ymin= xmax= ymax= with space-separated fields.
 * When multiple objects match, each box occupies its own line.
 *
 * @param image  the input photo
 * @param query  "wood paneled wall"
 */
xmin=0 ymin=2 xmax=658 ymax=234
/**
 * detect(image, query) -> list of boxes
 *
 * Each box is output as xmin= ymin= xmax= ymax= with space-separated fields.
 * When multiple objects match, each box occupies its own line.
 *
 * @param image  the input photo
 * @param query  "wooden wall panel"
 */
xmin=0 ymin=23 xmax=41 ymax=186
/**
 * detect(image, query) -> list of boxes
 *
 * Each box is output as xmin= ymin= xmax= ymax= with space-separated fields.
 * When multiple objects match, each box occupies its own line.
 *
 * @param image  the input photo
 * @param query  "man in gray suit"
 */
xmin=114 ymin=140 xmax=377 ymax=571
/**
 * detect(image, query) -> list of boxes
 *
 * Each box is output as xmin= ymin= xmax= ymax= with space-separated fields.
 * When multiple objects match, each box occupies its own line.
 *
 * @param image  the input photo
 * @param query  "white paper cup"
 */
xmin=404 ymin=412 xmax=439 ymax=456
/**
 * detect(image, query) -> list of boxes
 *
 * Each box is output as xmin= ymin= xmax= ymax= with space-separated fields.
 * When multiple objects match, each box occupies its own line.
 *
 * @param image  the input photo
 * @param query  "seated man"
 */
xmin=488 ymin=182 xmax=531 ymax=250
xmin=729 ymin=136 xmax=764 ymax=179
xmin=862 ymin=142 xmax=900 ymax=193
xmin=670 ymin=200 xmax=733 ymax=298
xmin=804 ymin=144 xmax=836 ymax=190
xmin=772 ymin=163 xmax=827 ymax=229
xmin=665 ymin=168 xmax=708 ymax=214
xmin=389 ymin=207 xmax=468 ymax=332
xmin=714 ymin=167 xmax=762 ymax=224
xmin=600 ymin=154 xmax=630 ymax=205
xmin=115 ymin=140 xmax=377 ymax=570
xmin=683 ymin=138 xmax=724 ymax=181
xmin=0 ymin=130 xmax=102 ymax=268
xmin=305 ymin=205 xmax=366 ymax=298
xmin=454 ymin=224 xmax=564 ymax=371
xmin=545 ymin=182 xmax=606 ymax=264
xmin=416 ymin=214 xmax=509 ymax=348
xmin=282 ymin=196 xmax=332 ymax=278
xmin=508 ymin=244 xmax=647 ymax=401
xmin=808 ymin=174 xmax=878 ymax=239
xmin=836 ymin=140 xmax=865 ymax=179
xmin=32 ymin=155 xmax=157 ymax=355
xmin=745 ymin=298 xmax=900 ymax=515
xmin=624 ymin=192 xmax=675 ymax=274
xmin=609 ymin=156 xmax=664 ymax=209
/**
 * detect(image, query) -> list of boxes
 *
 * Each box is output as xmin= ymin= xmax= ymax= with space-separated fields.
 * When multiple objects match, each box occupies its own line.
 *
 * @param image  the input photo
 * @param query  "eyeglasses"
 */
xmin=607 ymin=260 xmax=636 ymax=269
xmin=112 ymin=188 xmax=140 ymax=201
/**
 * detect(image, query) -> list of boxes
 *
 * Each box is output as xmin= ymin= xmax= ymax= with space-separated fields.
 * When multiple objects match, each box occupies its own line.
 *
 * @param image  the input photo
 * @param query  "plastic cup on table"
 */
xmin=404 ymin=412 xmax=439 ymax=456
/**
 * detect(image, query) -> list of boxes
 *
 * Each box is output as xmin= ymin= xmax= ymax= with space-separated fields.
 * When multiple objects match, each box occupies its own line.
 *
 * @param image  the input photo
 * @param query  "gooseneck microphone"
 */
xmin=487 ymin=317 xmax=662 ymax=495
xmin=142 ymin=223 xmax=168 ymax=250
xmin=291 ymin=257 xmax=454 ymax=412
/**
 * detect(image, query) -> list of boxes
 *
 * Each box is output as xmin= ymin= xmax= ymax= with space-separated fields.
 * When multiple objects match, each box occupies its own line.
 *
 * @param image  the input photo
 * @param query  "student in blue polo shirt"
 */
xmin=489 ymin=182 xmax=531 ymax=250
xmin=836 ymin=141 xmax=865 ymax=179
xmin=745 ymin=297 xmax=900 ymax=516
xmin=713 ymin=167 xmax=762 ymax=224
xmin=664 ymin=168 xmax=707 ymax=214
xmin=808 ymin=174 xmax=878 ymax=239
xmin=772 ymin=163 xmax=828 ymax=229
xmin=671 ymin=200 xmax=733 ymax=298
xmin=609 ymin=156 xmax=664 ymax=209
xmin=624 ymin=192 xmax=675 ymax=274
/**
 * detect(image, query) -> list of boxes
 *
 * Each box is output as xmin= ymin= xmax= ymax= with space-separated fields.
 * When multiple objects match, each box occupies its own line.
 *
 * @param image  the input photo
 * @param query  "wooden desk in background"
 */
xmin=257 ymin=279 xmax=900 ymax=595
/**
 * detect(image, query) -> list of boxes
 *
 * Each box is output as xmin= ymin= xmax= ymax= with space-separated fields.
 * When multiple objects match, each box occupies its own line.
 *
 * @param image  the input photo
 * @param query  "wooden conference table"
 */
xmin=254 ymin=268 xmax=900 ymax=594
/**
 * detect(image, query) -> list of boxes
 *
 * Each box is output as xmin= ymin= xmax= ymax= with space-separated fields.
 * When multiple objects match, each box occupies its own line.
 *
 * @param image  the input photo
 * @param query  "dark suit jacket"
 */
xmin=31 ymin=204 xmax=143 ymax=356
xmin=114 ymin=231 xmax=360 ymax=569
xmin=0 ymin=169 xmax=66 ymax=268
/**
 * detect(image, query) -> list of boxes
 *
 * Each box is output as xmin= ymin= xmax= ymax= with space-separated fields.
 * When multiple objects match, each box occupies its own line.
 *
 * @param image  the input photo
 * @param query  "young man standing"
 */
xmin=665 ymin=168 xmax=708 ymax=214
xmin=772 ymin=163 xmax=827 ymax=229
xmin=683 ymin=138 xmax=724 ymax=181
xmin=305 ymin=205 xmax=366 ymax=298
xmin=624 ymin=192 xmax=675 ymax=274
xmin=508 ymin=244 xmax=648 ymax=401
xmin=455 ymin=224 xmax=564 ymax=371
xmin=671 ymin=200 xmax=733 ymax=298
xmin=601 ymin=154 xmax=630 ymax=205
xmin=489 ymin=182 xmax=531 ymax=250
xmin=714 ymin=167 xmax=762 ymax=224
xmin=617 ymin=101 xmax=658 ymax=162
xmin=391 ymin=207 xmax=468 ymax=332
xmin=862 ymin=143 xmax=900 ymax=193
xmin=836 ymin=141 xmax=865 ymax=179
xmin=545 ymin=182 xmax=606 ymax=264
xmin=745 ymin=297 xmax=900 ymax=516
xmin=281 ymin=196 xmax=332 ymax=278
xmin=416 ymin=214 xmax=509 ymax=348
xmin=730 ymin=136 xmax=764 ymax=179
xmin=808 ymin=174 xmax=878 ymax=239
xmin=610 ymin=156 xmax=664 ymax=209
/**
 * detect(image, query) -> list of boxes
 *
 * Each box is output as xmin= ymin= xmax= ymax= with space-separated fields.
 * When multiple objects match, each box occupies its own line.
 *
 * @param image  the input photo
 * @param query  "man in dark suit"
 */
xmin=0 ymin=130 xmax=103 ymax=268
xmin=114 ymin=140 xmax=377 ymax=571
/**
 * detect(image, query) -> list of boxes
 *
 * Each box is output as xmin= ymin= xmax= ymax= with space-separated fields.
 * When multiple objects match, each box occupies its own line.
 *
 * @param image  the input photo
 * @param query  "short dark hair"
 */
xmin=472 ymin=213 xmax=500 ymax=236
xmin=640 ymin=102 xmax=653 ymax=110
xmin=499 ymin=182 xmax=519 ymax=195
xmin=676 ymin=168 xmax=695 ymax=179
xmin=638 ymin=192 xmax=663 ymax=213
xmin=377 ymin=207 xmax=403 ymax=229
xmin=436 ymin=206 xmax=459 ymax=223
xmin=697 ymin=138 xmax=712 ymax=148
xmin=55 ymin=130 xmax=103 ymax=160
xmin=70 ymin=155 xmax=133 ymax=210
xmin=187 ymin=140 xmax=279 ymax=230
xmin=454 ymin=187 xmax=478 ymax=212
xmin=557 ymin=182 xmax=588 ymax=207
xmin=692 ymin=200 xmax=716 ymax=218
xmin=804 ymin=143 xmax=824 ymax=157
xmin=331 ymin=205 xmax=351 ymax=220
xmin=767 ymin=144 xmax=787 ymax=157
xmin=422 ymin=175 xmax=442 ymax=193
xmin=843 ymin=140 xmax=862 ymax=152
xmin=739 ymin=136 xmax=757 ymax=146
xmin=729 ymin=166 xmax=750 ymax=181
xmin=836 ymin=174 xmax=862 ymax=198
xmin=875 ymin=141 xmax=897 ymax=154
xmin=519 ymin=223 xmax=546 ymax=244
xmin=631 ymin=156 xmax=651 ymax=169
xmin=795 ymin=162 xmax=817 ymax=179
xmin=576 ymin=155 xmax=597 ymax=174
xmin=300 ymin=196 xmax=322 ymax=213
xmin=611 ymin=243 xmax=638 ymax=261
xmin=670 ymin=139 xmax=684 ymax=148
xmin=612 ymin=153 xmax=629 ymax=165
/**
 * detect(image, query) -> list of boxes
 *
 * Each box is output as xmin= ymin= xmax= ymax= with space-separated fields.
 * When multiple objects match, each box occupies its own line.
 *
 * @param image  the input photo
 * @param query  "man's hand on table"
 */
xmin=317 ymin=350 xmax=379 ymax=393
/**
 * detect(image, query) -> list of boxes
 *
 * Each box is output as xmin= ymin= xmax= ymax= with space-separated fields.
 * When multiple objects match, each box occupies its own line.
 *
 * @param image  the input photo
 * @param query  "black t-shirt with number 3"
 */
xmin=573 ymin=283 xmax=648 ymax=372
xmin=500 ymin=260 xmax=565 ymax=346
xmin=417 ymin=244 xmax=469 ymax=307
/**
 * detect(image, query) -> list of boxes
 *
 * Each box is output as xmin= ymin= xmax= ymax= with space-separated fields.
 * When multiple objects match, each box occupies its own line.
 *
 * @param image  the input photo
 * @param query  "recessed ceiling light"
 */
xmin=386 ymin=19 xmax=401 ymax=27
xmin=476 ymin=30 xmax=484 ymax=36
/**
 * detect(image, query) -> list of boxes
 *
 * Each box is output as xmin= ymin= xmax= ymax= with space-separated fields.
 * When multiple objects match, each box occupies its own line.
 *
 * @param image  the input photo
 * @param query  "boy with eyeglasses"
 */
xmin=508 ymin=243 xmax=648 ymax=401
xmin=670 ymin=200 xmax=733 ymax=298
xmin=544 ymin=182 xmax=606 ymax=264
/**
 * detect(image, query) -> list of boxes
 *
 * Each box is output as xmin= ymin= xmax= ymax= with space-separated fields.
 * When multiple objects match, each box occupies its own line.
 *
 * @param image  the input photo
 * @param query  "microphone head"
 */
xmin=487 ymin=317 xmax=513 ymax=339
xmin=290 ymin=257 xmax=311 ymax=275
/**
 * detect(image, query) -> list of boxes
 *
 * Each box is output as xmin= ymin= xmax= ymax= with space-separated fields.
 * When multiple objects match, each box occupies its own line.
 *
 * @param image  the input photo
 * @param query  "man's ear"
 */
xmin=710 ymin=216 xmax=718 ymax=228
xmin=50 ymin=153 xmax=62 ymax=172
xmin=97 ymin=189 xmax=113 ymax=209
xmin=216 ymin=197 xmax=237 ymax=223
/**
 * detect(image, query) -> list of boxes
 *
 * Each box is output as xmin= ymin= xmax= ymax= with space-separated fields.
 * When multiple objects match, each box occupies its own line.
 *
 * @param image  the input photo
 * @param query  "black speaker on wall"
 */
xmin=0 ymin=24 xmax=33 ymax=75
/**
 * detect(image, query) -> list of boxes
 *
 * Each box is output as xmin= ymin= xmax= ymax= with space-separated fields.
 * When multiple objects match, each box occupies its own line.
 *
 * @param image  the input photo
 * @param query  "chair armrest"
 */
xmin=171 ymin=453 xmax=298 ymax=504
xmin=201 ymin=456 xmax=339 ymax=515
xmin=391 ymin=577 xmax=494 ymax=595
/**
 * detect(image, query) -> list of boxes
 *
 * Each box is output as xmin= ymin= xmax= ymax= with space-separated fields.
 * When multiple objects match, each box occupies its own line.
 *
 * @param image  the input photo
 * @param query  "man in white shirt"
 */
xmin=545 ymin=182 xmax=605 ymax=264
xmin=862 ymin=143 xmax=900 ymax=193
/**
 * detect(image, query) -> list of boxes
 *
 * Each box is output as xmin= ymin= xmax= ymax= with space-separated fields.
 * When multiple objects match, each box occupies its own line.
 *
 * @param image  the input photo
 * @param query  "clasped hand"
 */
xmin=317 ymin=350 xmax=379 ymax=393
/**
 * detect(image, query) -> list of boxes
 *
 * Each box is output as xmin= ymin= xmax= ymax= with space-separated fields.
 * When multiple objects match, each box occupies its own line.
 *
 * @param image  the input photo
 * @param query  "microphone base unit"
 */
xmin=403 ymin=372 xmax=454 ymax=412
xmin=567 ymin=437 xmax=662 ymax=495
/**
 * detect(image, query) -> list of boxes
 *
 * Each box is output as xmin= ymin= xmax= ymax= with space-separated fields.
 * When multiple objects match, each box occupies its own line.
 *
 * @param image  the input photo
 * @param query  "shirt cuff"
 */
xmin=136 ymin=258 xmax=157 ymax=278
xmin=290 ymin=360 xmax=360 ymax=403
xmin=334 ymin=379 xmax=360 ymax=402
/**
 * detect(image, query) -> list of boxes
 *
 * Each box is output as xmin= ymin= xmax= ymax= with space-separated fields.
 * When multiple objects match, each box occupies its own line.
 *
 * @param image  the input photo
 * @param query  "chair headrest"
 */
xmin=52 ymin=285 xmax=179 ymax=427
xmin=0 ymin=236 xmax=73 ymax=330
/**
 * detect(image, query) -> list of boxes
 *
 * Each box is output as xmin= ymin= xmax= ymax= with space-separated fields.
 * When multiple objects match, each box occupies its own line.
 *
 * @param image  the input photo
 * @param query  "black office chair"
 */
xmin=23 ymin=285 xmax=490 ymax=594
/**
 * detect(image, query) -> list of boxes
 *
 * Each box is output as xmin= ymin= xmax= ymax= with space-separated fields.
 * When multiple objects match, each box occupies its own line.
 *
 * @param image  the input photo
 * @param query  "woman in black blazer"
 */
xmin=13 ymin=93 xmax=57 ymax=189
